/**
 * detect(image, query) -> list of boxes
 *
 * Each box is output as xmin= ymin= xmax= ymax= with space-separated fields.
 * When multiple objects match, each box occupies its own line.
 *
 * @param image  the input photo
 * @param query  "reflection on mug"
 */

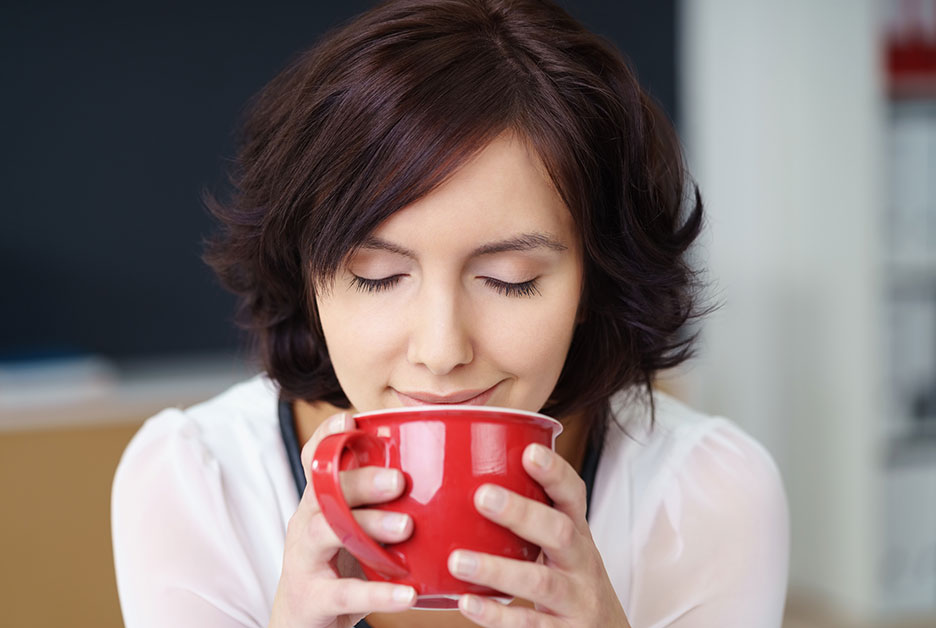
xmin=399 ymin=420 xmax=444 ymax=505
xmin=471 ymin=422 xmax=507 ymax=476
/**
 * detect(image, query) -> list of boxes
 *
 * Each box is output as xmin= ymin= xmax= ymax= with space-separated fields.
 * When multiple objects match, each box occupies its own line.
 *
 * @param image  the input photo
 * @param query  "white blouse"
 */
xmin=111 ymin=373 xmax=789 ymax=627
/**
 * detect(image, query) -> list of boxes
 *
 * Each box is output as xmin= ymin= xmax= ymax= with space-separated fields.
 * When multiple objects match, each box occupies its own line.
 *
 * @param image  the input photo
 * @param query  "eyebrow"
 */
xmin=359 ymin=232 xmax=568 ymax=260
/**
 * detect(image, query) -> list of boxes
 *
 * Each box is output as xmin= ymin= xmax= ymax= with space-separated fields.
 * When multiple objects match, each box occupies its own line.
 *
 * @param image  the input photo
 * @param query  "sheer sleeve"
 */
xmin=111 ymin=409 xmax=271 ymax=628
xmin=626 ymin=423 xmax=790 ymax=628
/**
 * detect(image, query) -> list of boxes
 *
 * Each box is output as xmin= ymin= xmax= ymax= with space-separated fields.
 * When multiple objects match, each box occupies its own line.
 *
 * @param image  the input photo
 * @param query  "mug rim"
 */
xmin=352 ymin=404 xmax=563 ymax=434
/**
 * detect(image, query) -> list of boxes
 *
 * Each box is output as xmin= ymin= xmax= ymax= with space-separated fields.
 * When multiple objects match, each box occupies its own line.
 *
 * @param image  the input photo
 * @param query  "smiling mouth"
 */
xmin=394 ymin=383 xmax=499 ymax=406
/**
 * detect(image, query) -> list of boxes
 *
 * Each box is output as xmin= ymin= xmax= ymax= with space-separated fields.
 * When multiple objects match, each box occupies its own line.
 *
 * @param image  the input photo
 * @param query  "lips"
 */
xmin=394 ymin=383 xmax=499 ymax=406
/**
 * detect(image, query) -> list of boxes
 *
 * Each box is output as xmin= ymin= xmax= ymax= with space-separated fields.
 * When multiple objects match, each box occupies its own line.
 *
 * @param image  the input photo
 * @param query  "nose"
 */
xmin=406 ymin=281 xmax=474 ymax=376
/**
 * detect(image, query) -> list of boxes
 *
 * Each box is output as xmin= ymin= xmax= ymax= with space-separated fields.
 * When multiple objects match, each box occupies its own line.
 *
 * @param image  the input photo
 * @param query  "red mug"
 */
xmin=310 ymin=405 xmax=563 ymax=609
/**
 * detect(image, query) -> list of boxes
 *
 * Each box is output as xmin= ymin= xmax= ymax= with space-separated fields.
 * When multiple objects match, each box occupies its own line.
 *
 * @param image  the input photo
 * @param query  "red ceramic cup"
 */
xmin=310 ymin=405 xmax=563 ymax=609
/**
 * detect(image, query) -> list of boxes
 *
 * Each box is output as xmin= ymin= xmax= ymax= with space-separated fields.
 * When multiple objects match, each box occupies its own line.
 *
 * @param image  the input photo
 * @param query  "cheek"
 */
xmin=317 ymin=296 xmax=404 ymax=399
xmin=478 ymin=289 xmax=580 ymax=401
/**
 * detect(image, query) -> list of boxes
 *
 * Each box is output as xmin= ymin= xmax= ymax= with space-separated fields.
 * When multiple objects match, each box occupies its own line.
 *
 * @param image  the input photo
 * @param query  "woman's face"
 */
xmin=316 ymin=131 xmax=583 ymax=414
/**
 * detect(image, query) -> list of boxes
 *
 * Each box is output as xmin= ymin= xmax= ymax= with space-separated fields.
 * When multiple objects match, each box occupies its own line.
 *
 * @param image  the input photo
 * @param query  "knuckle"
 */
xmin=300 ymin=413 xmax=348 ymax=465
xmin=307 ymin=511 xmax=338 ymax=549
xmin=299 ymin=450 xmax=311 ymax=475
xmin=300 ymin=436 xmax=315 ymax=459
xmin=553 ymin=516 xmax=577 ymax=549
xmin=299 ymin=441 xmax=318 ymax=478
xmin=531 ymin=565 xmax=561 ymax=600
xmin=520 ymin=607 xmax=548 ymax=628
xmin=299 ymin=483 xmax=321 ymax=511
xmin=573 ymin=475 xmax=588 ymax=503
xmin=568 ymin=475 xmax=589 ymax=517
xmin=508 ymin=492 xmax=527 ymax=520
xmin=284 ymin=513 xmax=301 ymax=540
xmin=286 ymin=508 xmax=314 ymax=544
xmin=330 ymin=581 xmax=351 ymax=612
xmin=300 ymin=432 xmax=321 ymax=460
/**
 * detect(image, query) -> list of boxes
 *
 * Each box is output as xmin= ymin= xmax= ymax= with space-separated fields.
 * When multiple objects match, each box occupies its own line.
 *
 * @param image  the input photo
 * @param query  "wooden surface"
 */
xmin=0 ymin=420 xmax=143 ymax=628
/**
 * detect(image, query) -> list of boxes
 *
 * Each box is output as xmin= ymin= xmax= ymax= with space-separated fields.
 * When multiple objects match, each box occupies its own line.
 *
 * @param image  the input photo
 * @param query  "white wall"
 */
xmin=678 ymin=0 xmax=886 ymax=619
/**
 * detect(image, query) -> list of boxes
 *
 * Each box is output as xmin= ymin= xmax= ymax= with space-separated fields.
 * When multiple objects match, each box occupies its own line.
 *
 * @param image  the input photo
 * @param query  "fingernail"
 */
xmin=328 ymin=413 xmax=349 ymax=434
xmin=382 ymin=512 xmax=409 ymax=535
xmin=374 ymin=469 xmax=400 ymax=492
xmin=477 ymin=484 xmax=507 ymax=514
xmin=461 ymin=594 xmax=483 ymax=616
xmin=450 ymin=550 xmax=479 ymax=576
xmin=393 ymin=585 xmax=416 ymax=604
xmin=528 ymin=443 xmax=552 ymax=470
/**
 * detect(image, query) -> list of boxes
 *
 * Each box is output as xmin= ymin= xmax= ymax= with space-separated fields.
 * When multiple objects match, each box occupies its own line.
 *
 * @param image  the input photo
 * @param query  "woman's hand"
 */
xmin=268 ymin=412 xmax=418 ymax=628
xmin=447 ymin=443 xmax=632 ymax=627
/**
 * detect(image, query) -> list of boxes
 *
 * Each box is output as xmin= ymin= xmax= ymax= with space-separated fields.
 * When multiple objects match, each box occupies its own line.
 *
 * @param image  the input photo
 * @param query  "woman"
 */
xmin=111 ymin=1 xmax=790 ymax=627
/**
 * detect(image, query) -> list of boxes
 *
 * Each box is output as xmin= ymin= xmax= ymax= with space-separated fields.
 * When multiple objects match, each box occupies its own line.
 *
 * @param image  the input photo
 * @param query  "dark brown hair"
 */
xmin=202 ymin=0 xmax=707 ymax=449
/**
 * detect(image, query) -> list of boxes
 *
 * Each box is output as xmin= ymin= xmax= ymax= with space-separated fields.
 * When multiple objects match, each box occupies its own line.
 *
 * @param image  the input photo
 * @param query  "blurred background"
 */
xmin=0 ymin=0 xmax=933 ymax=626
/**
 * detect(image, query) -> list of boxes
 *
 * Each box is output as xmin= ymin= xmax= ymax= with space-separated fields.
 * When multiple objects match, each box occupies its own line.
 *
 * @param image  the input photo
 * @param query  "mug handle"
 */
xmin=310 ymin=430 xmax=410 ymax=578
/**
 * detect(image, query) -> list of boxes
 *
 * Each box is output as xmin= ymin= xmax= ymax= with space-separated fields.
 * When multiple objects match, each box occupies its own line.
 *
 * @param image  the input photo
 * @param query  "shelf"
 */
xmin=889 ymin=74 xmax=936 ymax=101
xmin=886 ymin=255 xmax=936 ymax=274
xmin=0 ymin=352 xmax=257 ymax=432
xmin=887 ymin=423 xmax=936 ymax=469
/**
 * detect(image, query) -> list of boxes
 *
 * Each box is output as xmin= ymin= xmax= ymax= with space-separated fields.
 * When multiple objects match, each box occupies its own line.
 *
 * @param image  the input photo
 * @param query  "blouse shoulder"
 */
xmin=112 ymin=405 xmax=218 ymax=518
xmin=112 ymin=372 xmax=279 ymax=495
xmin=607 ymin=392 xmax=790 ymax=627
xmin=110 ymin=373 xmax=283 ymax=627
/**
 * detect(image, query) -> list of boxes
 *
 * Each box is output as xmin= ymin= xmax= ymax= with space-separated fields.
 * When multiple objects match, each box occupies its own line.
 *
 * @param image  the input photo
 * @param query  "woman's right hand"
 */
xmin=269 ymin=412 xmax=416 ymax=628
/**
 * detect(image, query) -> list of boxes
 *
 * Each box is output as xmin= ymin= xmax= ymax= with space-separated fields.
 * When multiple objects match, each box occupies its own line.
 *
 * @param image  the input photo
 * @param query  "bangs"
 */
xmin=298 ymin=25 xmax=537 ymax=291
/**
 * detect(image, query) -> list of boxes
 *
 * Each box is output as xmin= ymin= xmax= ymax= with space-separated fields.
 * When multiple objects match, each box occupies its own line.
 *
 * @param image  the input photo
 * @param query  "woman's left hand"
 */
xmin=447 ymin=442 xmax=632 ymax=627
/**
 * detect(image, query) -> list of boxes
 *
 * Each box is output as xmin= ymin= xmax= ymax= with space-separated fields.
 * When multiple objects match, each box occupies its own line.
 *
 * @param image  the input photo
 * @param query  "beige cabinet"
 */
xmin=0 ymin=419 xmax=142 ymax=628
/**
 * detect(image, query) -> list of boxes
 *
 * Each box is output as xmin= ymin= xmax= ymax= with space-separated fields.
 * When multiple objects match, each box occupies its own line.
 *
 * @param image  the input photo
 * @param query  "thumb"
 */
xmin=300 ymin=411 xmax=354 ymax=486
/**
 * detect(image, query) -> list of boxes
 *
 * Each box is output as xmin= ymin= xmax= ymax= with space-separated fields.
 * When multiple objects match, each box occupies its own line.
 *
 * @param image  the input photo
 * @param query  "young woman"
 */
xmin=111 ymin=1 xmax=790 ymax=627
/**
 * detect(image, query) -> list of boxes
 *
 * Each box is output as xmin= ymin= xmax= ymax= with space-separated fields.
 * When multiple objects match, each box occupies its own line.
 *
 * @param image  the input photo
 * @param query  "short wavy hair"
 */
xmin=202 ymin=0 xmax=707 ymax=449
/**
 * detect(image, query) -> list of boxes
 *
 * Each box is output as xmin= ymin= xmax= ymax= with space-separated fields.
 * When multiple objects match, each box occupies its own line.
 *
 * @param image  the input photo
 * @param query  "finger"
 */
xmin=339 ymin=466 xmax=407 ymax=508
xmin=290 ymin=506 xmax=414 ymax=569
xmin=298 ymin=461 xmax=406 ymax=519
xmin=457 ymin=593 xmax=562 ymax=628
xmin=522 ymin=443 xmax=590 ymax=531
xmin=301 ymin=412 xmax=354 ymax=486
xmin=309 ymin=577 xmax=418 ymax=616
xmin=298 ymin=412 xmax=405 ymax=511
xmin=472 ymin=483 xmax=584 ymax=570
xmin=353 ymin=508 xmax=413 ymax=544
xmin=448 ymin=549 xmax=574 ymax=618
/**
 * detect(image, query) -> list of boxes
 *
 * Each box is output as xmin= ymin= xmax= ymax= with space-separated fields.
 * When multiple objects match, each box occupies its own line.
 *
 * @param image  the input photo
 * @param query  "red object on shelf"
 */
xmin=886 ymin=0 xmax=936 ymax=97
xmin=889 ymin=38 xmax=936 ymax=98
xmin=889 ymin=35 xmax=936 ymax=76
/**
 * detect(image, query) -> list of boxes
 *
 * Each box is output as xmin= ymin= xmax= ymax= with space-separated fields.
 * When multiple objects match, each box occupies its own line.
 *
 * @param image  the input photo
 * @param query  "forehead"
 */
xmin=368 ymin=132 xmax=577 ymax=255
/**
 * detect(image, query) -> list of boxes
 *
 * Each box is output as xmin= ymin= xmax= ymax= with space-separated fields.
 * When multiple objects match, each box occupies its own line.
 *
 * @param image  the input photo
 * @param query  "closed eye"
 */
xmin=349 ymin=274 xmax=404 ymax=293
xmin=349 ymin=274 xmax=541 ymax=298
xmin=482 ymin=277 xmax=540 ymax=297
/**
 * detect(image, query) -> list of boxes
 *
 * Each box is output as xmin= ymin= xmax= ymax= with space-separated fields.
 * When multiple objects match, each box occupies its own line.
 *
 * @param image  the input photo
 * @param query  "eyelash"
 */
xmin=349 ymin=275 xmax=541 ymax=298
xmin=350 ymin=275 xmax=401 ymax=293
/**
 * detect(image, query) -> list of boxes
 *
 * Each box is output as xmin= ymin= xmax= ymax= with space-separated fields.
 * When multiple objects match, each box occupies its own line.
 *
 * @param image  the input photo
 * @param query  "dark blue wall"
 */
xmin=0 ymin=1 xmax=676 ymax=360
